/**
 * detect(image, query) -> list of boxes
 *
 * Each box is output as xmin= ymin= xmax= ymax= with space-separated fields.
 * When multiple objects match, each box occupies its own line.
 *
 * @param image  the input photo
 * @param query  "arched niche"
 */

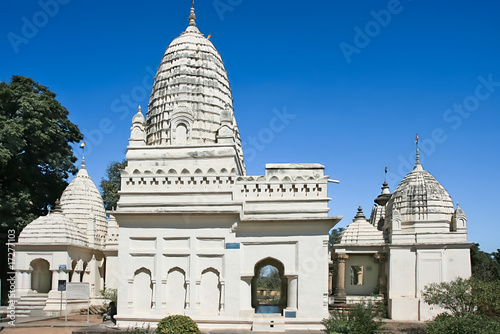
xmin=251 ymin=258 xmax=287 ymax=314
xmin=200 ymin=268 xmax=221 ymax=315
xmin=170 ymin=106 xmax=194 ymax=145
xmin=132 ymin=268 xmax=153 ymax=313
xmin=175 ymin=123 xmax=189 ymax=144
xmin=30 ymin=258 xmax=51 ymax=293
xmin=165 ymin=267 xmax=186 ymax=314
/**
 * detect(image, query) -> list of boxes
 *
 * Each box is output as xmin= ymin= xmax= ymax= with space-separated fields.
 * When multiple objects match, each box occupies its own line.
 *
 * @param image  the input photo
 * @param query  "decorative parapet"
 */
xmin=117 ymin=162 xmax=333 ymax=219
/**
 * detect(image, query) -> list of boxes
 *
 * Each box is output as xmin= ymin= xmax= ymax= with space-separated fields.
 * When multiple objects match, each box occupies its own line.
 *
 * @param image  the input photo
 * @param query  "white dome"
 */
xmin=60 ymin=159 xmax=107 ymax=248
xmin=337 ymin=207 xmax=385 ymax=246
xmin=386 ymin=160 xmax=454 ymax=223
xmin=18 ymin=208 xmax=87 ymax=246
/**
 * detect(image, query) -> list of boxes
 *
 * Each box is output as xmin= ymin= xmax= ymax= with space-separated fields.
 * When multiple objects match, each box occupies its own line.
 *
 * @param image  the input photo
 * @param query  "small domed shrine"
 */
xmin=332 ymin=148 xmax=470 ymax=321
xmin=13 ymin=159 xmax=117 ymax=316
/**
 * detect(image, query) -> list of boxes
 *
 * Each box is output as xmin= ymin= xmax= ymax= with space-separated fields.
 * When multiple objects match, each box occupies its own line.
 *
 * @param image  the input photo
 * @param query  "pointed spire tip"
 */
xmin=189 ymin=0 xmax=196 ymax=26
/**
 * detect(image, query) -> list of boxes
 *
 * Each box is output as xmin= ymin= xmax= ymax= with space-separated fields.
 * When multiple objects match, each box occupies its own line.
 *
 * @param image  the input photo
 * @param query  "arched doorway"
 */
xmin=252 ymin=258 xmax=286 ymax=314
xmin=30 ymin=259 xmax=51 ymax=293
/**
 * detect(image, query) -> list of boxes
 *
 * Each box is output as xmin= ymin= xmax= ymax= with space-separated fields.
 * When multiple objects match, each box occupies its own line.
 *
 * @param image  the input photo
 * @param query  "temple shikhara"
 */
xmin=12 ymin=3 xmax=471 ymax=331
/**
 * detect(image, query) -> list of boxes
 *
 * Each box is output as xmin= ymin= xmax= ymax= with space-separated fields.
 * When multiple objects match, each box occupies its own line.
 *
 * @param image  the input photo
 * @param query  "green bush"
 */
xmin=322 ymin=311 xmax=349 ymax=334
xmin=155 ymin=315 xmax=200 ymax=334
xmin=425 ymin=314 xmax=500 ymax=334
xmin=322 ymin=301 xmax=383 ymax=334
xmin=422 ymin=277 xmax=500 ymax=319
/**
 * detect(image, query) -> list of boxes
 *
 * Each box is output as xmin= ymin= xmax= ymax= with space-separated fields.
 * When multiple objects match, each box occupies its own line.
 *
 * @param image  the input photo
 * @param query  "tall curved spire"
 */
xmin=189 ymin=0 xmax=196 ymax=26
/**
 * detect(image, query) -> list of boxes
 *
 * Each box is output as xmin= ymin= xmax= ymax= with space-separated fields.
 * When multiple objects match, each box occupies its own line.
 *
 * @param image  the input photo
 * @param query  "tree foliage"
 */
xmin=322 ymin=301 xmax=384 ymax=334
xmin=100 ymin=160 xmax=127 ymax=210
xmin=422 ymin=277 xmax=500 ymax=320
xmin=256 ymin=265 xmax=281 ymax=290
xmin=0 ymin=76 xmax=82 ymax=232
xmin=329 ymin=227 xmax=345 ymax=247
xmin=425 ymin=313 xmax=500 ymax=334
xmin=470 ymin=244 xmax=500 ymax=280
xmin=155 ymin=315 xmax=200 ymax=334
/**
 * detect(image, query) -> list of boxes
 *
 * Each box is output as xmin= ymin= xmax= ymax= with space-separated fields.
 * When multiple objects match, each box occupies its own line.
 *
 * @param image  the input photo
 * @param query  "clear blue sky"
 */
xmin=1 ymin=1 xmax=499 ymax=252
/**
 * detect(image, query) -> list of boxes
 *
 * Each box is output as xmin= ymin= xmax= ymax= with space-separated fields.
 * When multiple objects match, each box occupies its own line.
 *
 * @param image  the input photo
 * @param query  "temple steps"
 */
xmin=14 ymin=293 xmax=48 ymax=317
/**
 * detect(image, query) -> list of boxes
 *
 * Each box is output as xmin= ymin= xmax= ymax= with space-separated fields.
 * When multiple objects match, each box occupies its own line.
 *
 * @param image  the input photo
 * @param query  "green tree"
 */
xmin=100 ymin=160 xmax=127 ymax=210
xmin=491 ymin=249 xmax=500 ymax=267
xmin=0 ymin=76 xmax=82 ymax=232
xmin=329 ymin=227 xmax=344 ymax=247
xmin=0 ymin=75 xmax=82 ymax=305
xmin=422 ymin=277 xmax=500 ymax=319
xmin=423 ymin=277 xmax=500 ymax=333
xmin=470 ymin=244 xmax=500 ymax=280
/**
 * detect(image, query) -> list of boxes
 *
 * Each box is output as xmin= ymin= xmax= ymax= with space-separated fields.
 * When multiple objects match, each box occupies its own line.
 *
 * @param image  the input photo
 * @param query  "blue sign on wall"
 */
xmin=225 ymin=243 xmax=240 ymax=249
xmin=59 ymin=265 xmax=67 ymax=270
xmin=285 ymin=311 xmax=297 ymax=318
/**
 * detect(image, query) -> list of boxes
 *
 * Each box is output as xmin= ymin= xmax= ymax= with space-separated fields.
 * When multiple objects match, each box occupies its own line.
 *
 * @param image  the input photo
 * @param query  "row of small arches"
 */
xmin=237 ymin=175 xmax=321 ymax=182
xmin=124 ymin=170 xmax=321 ymax=182
xmin=133 ymin=266 xmax=220 ymax=278
xmin=125 ymin=168 xmax=237 ymax=176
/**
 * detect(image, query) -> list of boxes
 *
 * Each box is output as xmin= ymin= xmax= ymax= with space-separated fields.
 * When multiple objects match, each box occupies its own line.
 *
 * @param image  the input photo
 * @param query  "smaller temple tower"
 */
xmin=13 ymin=158 xmax=117 ymax=317
xmin=332 ymin=146 xmax=472 ymax=321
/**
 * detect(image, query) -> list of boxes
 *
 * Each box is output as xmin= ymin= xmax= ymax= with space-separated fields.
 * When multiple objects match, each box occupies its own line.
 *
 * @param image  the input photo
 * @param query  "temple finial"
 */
xmin=189 ymin=0 xmax=196 ymax=26
xmin=414 ymin=133 xmax=423 ymax=171
xmin=138 ymin=105 xmax=142 ymax=113
xmin=354 ymin=206 xmax=366 ymax=219
xmin=80 ymin=141 xmax=86 ymax=169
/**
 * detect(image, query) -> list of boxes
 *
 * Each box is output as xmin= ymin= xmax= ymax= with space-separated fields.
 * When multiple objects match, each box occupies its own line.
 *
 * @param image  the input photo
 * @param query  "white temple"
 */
xmin=12 ymin=2 xmax=471 ymax=330
xmin=331 ymin=151 xmax=471 ymax=321
xmin=12 ymin=158 xmax=113 ymax=316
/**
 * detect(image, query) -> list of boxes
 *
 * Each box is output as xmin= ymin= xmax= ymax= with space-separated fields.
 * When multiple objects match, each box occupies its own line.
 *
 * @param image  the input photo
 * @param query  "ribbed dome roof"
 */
xmin=60 ymin=158 xmax=107 ymax=247
xmin=386 ymin=158 xmax=454 ymax=223
xmin=146 ymin=6 xmax=243 ymax=161
xmin=18 ymin=207 xmax=87 ymax=246
xmin=337 ymin=207 xmax=385 ymax=246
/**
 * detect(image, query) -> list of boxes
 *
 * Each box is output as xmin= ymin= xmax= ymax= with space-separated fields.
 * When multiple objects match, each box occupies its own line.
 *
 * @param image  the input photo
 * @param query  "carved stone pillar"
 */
xmin=328 ymin=271 xmax=333 ymax=295
xmin=374 ymin=253 xmax=388 ymax=298
xmin=334 ymin=253 xmax=349 ymax=298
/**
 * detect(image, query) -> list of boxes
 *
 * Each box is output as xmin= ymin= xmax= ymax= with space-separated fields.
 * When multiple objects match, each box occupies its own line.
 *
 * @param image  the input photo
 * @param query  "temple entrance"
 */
xmin=30 ymin=259 xmax=51 ymax=293
xmin=252 ymin=258 xmax=286 ymax=314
